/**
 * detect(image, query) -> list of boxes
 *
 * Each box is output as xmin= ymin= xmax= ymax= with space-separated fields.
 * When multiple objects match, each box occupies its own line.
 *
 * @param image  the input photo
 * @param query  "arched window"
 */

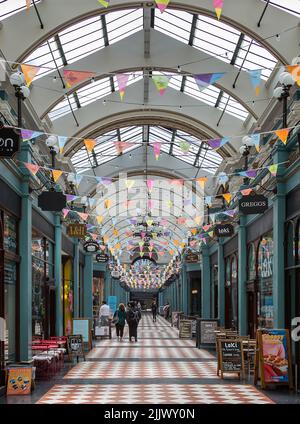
xmin=257 ymin=233 xmax=274 ymax=328
xmin=247 ymin=243 xmax=256 ymax=281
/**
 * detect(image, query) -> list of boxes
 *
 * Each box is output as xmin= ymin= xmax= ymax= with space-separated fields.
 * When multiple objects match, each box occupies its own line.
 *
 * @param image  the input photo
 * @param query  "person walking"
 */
xmin=113 ymin=303 xmax=126 ymax=341
xmin=151 ymin=300 xmax=157 ymax=322
xmin=99 ymin=300 xmax=110 ymax=325
xmin=126 ymin=301 xmax=141 ymax=342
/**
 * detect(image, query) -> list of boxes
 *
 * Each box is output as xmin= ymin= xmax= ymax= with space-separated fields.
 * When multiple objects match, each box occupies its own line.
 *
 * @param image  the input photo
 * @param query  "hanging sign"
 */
xmin=38 ymin=191 xmax=67 ymax=212
xmin=214 ymin=223 xmax=234 ymax=237
xmin=254 ymin=329 xmax=293 ymax=389
xmin=0 ymin=127 xmax=20 ymax=158
xmin=185 ymin=251 xmax=199 ymax=263
xmin=239 ymin=194 xmax=268 ymax=215
xmin=84 ymin=240 xmax=99 ymax=253
xmin=218 ymin=339 xmax=244 ymax=379
xmin=95 ymin=253 xmax=109 ymax=263
xmin=67 ymin=223 xmax=87 ymax=238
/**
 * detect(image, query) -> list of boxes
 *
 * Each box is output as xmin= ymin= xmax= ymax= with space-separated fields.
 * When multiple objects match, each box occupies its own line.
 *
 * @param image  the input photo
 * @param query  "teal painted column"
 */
xmin=273 ymin=145 xmax=288 ymax=328
xmin=54 ymin=214 xmax=63 ymax=336
xmin=218 ymin=239 xmax=225 ymax=326
xmin=73 ymin=240 xmax=79 ymax=318
xmin=182 ymin=266 xmax=188 ymax=314
xmin=19 ymin=144 xmax=32 ymax=361
xmin=83 ymin=254 xmax=93 ymax=319
xmin=201 ymin=246 xmax=211 ymax=319
xmin=238 ymin=215 xmax=247 ymax=335
xmin=104 ymin=271 xmax=110 ymax=300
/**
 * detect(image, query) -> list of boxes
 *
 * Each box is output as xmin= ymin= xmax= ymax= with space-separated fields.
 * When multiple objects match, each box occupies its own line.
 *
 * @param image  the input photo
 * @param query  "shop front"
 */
xmin=93 ymin=270 xmax=104 ymax=319
xmin=63 ymin=257 xmax=73 ymax=335
xmin=210 ymin=252 xmax=218 ymax=319
xmin=188 ymin=271 xmax=201 ymax=316
xmin=224 ymin=254 xmax=238 ymax=330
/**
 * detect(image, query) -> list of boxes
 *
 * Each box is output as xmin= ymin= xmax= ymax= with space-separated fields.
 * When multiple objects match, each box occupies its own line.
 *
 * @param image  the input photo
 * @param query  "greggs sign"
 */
xmin=239 ymin=194 xmax=268 ymax=215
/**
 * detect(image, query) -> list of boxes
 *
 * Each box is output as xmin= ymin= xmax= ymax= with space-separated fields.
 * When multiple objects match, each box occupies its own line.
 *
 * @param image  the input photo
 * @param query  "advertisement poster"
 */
xmin=108 ymin=296 xmax=117 ymax=314
xmin=261 ymin=329 xmax=289 ymax=383
xmin=7 ymin=367 xmax=32 ymax=395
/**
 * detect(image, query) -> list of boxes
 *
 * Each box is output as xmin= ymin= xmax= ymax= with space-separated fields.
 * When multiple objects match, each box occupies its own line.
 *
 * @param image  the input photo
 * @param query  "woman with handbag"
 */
xmin=113 ymin=303 xmax=126 ymax=341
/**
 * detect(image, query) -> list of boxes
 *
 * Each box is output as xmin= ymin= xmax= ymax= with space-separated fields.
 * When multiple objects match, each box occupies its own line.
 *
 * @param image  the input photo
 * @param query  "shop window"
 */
xmin=231 ymin=256 xmax=238 ymax=329
xmin=247 ymin=243 xmax=256 ymax=281
xmin=286 ymin=221 xmax=295 ymax=268
xmin=3 ymin=214 xmax=17 ymax=254
xmin=257 ymin=233 xmax=274 ymax=328
xmin=297 ymin=220 xmax=300 ymax=265
xmin=4 ymin=260 xmax=16 ymax=362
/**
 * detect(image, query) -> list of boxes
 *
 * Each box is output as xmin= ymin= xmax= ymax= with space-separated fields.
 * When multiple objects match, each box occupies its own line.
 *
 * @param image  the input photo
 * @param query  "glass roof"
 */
xmin=70 ymin=125 xmax=222 ymax=173
xmin=260 ymin=0 xmax=300 ymax=16
xmin=0 ymin=0 xmax=41 ymax=20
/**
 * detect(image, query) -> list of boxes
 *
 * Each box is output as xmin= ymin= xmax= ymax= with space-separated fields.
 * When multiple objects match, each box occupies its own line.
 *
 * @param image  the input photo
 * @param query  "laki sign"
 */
xmin=95 ymin=253 xmax=108 ymax=263
xmin=67 ymin=223 xmax=86 ymax=238
xmin=38 ymin=191 xmax=67 ymax=212
xmin=214 ymin=223 xmax=234 ymax=237
xmin=84 ymin=241 xmax=99 ymax=253
xmin=0 ymin=128 xmax=20 ymax=158
xmin=239 ymin=194 xmax=268 ymax=215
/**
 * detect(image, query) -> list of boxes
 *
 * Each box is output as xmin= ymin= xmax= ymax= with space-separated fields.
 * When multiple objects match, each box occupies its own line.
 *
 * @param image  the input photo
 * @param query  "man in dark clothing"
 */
xmin=126 ymin=302 xmax=141 ymax=342
xmin=151 ymin=300 xmax=157 ymax=322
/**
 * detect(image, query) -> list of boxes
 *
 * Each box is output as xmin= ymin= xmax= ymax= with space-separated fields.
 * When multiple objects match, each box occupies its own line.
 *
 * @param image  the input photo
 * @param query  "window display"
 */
xmin=247 ymin=243 xmax=256 ymax=281
xmin=3 ymin=213 xmax=17 ymax=254
xmin=257 ymin=234 xmax=274 ymax=328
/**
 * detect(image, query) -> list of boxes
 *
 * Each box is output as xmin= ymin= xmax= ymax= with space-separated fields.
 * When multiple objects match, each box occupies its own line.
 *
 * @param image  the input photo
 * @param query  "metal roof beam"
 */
xmin=188 ymin=14 xmax=198 ymax=46
xmin=230 ymin=33 xmax=245 ymax=65
xmin=169 ymin=129 xmax=176 ymax=155
xmin=54 ymin=34 xmax=68 ymax=67
xmin=193 ymin=141 xmax=204 ymax=167
xmin=73 ymin=92 xmax=81 ymax=109
xmin=214 ymin=90 xmax=223 ymax=108
xmin=101 ymin=14 xmax=109 ymax=47
xmin=180 ymin=75 xmax=187 ymax=92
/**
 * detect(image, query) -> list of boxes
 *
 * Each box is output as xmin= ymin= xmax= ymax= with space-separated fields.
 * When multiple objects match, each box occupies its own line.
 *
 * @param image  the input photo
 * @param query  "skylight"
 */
xmin=260 ymin=0 xmax=300 ymax=16
xmin=0 ymin=0 xmax=41 ymax=20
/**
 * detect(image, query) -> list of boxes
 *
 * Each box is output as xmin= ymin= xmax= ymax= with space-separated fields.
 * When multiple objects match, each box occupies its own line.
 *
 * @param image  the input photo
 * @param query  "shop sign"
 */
xmin=214 ymin=223 xmax=234 ymax=237
xmin=179 ymin=319 xmax=192 ymax=339
xmin=6 ymin=367 xmax=32 ymax=395
xmin=0 ymin=127 xmax=20 ymax=158
xmin=66 ymin=334 xmax=85 ymax=360
xmin=67 ymin=223 xmax=87 ymax=238
xmin=95 ymin=253 xmax=108 ymax=263
xmin=196 ymin=319 xmax=219 ymax=348
xmin=185 ymin=251 xmax=199 ymax=263
xmin=84 ymin=241 xmax=99 ymax=253
xmin=239 ymin=194 xmax=268 ymax=215
xmin=218 ymin=339 xmax=244 ymax=374
xmin=38 ymin=191 xmax=67 ymax=211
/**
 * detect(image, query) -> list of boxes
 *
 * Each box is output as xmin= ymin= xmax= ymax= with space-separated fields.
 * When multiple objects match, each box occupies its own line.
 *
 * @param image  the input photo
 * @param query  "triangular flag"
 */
xmin=196 ymin=177 xmax=208 ymax=189
xmin=207 ymin=137 xmax=230 ymax=149
xmin=103 ymin=235 xmax=109 ymax=244
xmin=98 ymin=0 xmax=110 ymax=7
xmin=275 ymin=128 xmax=290 ymax=145
xmin=208 ymin=231 xmax=214 ymax=238
xmin=286 ymin=65 xmax=300 ymax=86
xmin=91 ymin=233 xmax=99 ymax=241
xmin=152 ymin=75 xmax=170 ymax=95
xmin=105 ymin=199 xmax=111 ymax=209
xmin=239 ymin=170 xmax=257 ymax=178
xmin=268 ymin=164 xmax=279 ymax=177
xmin=158 ymin=251 xmax=165 ymax=257
xmin=153 ymin=142 xmax=161 ymax=160
xmin=171 ymin=179 xmax=184 ymax=186
xmin=96 ymin=215 xmax=104 ymax=225
xmin=203 ymin=224 xmax=213 ymax=232
xmin=21 ymin=129 xmax=43 ymax=142
xmin=115 ymin=141 xmax=135 ymax=155
xmin=100 ymin=245 xmax=106 ymax=251
xmin=84 ymin=139 xmax=96 ymax=152
xmin=52 ymin=170 xmax=63 ymax=182
xmin=74 ymin=174 xmax=83 ymax=187
xmin=125 ymin=180 xmax=135 ymax=189
xmin=24 ymin=162 xmax=40 ymax=175
xmin=240 ymin=188 xmax=252 ymax=196
xmin=113 ymin=229 xmax=119 ymax=236
xmin=116 ymin=74 xmax=130 ymax=100
xmin=222 ymin=193 xmax=232 ymax=204
xmin=77 ymin=212 xmax=89 ymax=221
xmin=63 ymin=70 xmax=96 ymax=88
xmin=169 ymin=249 xmax=174 ymax=256
xmin=194 ymin=216 xmax=202 ymax=225
xmin=213 ymin=0 xmax=224 ymax=20
xmin=148 ymin=200 xmax=154 ymax=209
xmin=58 ymin=136 xmax=68 ymax=154
xmin=66 ymin=194 xmax=79 ymax=202
xmin=20 ymin=64 xmax=40 ymax=86
xmin=155 ymin=0 xmax=170 ymax=13
xmin=194 ymin=73 xmax=225 ymax=90
xmin=115 ymin=242 xmax=121 ymax=250
xmin=146 ymin=219 xmax=153 ymax=227
xmin=205 ymin=196 xmax=212 ymax=207
xmin=147 ymin=180 xmax=154 ymax=192
xmin=62 ymin=209 xmax=69 ymax=219
xmin=191 ymin=228 xmax=198 ymax=235
xmin=179 ymin=140 xmax=190 ymax=154
xmin=26 ymin=0 xmax=31 ymax=10
xmin=249 ymin=69 xmax=262 ymax=96
xmin=249 ymin=134 xmax=260 ymax=152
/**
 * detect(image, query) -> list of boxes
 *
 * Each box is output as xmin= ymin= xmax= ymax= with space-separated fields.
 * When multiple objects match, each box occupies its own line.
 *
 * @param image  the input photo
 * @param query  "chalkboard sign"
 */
xmin=72 ymin=318 xmax=92 ymax=350
xmin=196 ymin=319 xmax=219 ymax=349
xmin=179 ymin=319 xmax=192 ymax=339
xmin=218 ymin=339 xmax=244 ymax=379
xmin=66 ymin=335 xmax=85 ymax=362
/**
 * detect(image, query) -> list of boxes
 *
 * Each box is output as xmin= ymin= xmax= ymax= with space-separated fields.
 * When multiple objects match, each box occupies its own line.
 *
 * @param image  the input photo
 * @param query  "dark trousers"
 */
xmin=115 ymin=323 xmax=124 ymax=337
xmin=128 ymin=323 xmax=138 ymax=340
xmin=152 ymin=310 xmax=157 ymax=321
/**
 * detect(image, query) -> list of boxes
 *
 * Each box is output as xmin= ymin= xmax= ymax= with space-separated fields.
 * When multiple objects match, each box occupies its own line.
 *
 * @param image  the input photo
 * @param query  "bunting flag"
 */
xmin=66 ymin=194 xmax=80 ymax=202
xmin=205 ymin=196 xmax=212 ymax=207
xmin=20 ymin=64 xmax=41 ymax=86
xmin=194 ymin=216 xmax=202 ymax=225
xmin=113 ymin=229 xmax=119 ymax=236
xmin=96 ymin=215 xmax=104 ymax=225
xmin=160 ymin=219 xmax=168 ymax=226
xmin=169 ymin=249 xmax=175 ymax=256
xmin=115 ymin=242 xmax=121 ymax=250
xmin=218 ymin=173 xmax=229 ymax=187
xmin=88 ymin=198 xmax=97 ymax=207
xmin=146 ymin=219 xmax=153 ymax=227
xmin=275 ymin=128 xmax=290 ymax=145
xmin=141 ymin=231 xmax=146 ymax=238
xmin=21 ymin=129 xmax=43 ymax=142
xmin=158 ymin=251 xmax=165 ymax=257
xmin=203 ymin=224 xmax=213 ymax=232
xmin=152 ymin=75 xmax=170 ymax=95
xmin=58 ymin=136 xmax=68 ymax=154
xmin=98 ymin=0 xmax=110 ymax=7
xmin=84 ymin=139 xmax=96 ymax=152
xmin=24 ymin=162 xmax=40 ymax=175
xmin=208 ymin=231 xmax=215 ymax=238
xmin=125 ymin=180 xmax=135 ymax=189
xmin=115 ymin=141 xmax=135 ymax=155
xmin=116 ymin=74 xmax=130 ymax=100
xmin=91 ymin=233 xmax=99 ymax=241
xmin=194 ymin=73 xmax=225 ymax=90
xmin=286 ymin=65 xmax=300 ymax=86
xmin=222 ymin=209 xmax=236 ymax=217
xmin=62 ymin=209 xmax=70 ymax=219
xmin=241 ymin=188 xmax=252 ymax=196
xmin=154 ymin=0 xmax=170 ymax=14
xmin=63 ymin=70 xmax=96 ymax=88
xmin=147 ymin=180 xmax=154 ymax=192
xmin=105 ymin=199 xmax=111 ymax=209
xmin=126 ymin=244 xmax=134 ymax=251
xmin=249 ymin=134 xmax=260 ymax=152
xmin=77 ymin=212 xmax=89 ymax=221
xmin=222 ymin=193 xmax=232 ymax=204
xmin=26 ymin=0 xmax=31 ymax=9
xmin=148 ymin=200 xmax=154 ymax=209
xmin=196 ymin=177 xmax=208 ymax=189
xmin=103 ymin=235 xmax=109 ymax=244
xmin=238 ymin=170 xmax=257 ymax=179
xmin=97 ymin=177 xmax=112 ymax=185
xmin=268 ymin=164 xmax=279 ymax=177
xmin=171 ymin=179 xmax=184 ymax=186
xmin=177 ymin=217 xmax=187 ymax=225
xmin=207 ymin=137 xmax=230 ymax=150
xmin=213 ymin=0 xmax=224 ymax=20
xmin=179 ymin=140 xmax=190 ymax=154
xmin=153 ymin=142 xmax=161 ymax=160
xmin=52 ymin=170 xmax=63 ymax=182
xmin=100 ymin=245 xmax=106 ymax=251
xmin=130 ymin=218 xmax=137 ymax=225
xmin=249 ymin=69 xmax=262 ymax=96
xmin=191 ymin=228 xmax=198 ymax=236
xmin=74 ymin=174 xmax=83 ymax=187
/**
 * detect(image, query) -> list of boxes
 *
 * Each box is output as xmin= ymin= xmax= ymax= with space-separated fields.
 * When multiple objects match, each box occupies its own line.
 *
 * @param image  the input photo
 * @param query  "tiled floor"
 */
xmin=34 ymin=313 xmax=275 ymax=404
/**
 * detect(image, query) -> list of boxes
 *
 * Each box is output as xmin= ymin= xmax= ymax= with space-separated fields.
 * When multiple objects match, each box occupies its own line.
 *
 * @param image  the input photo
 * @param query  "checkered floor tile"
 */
xmin=36 ymin=384 xmax=274 ymax=404
xmin=86 ymin=347 xmax=214 ymax=359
